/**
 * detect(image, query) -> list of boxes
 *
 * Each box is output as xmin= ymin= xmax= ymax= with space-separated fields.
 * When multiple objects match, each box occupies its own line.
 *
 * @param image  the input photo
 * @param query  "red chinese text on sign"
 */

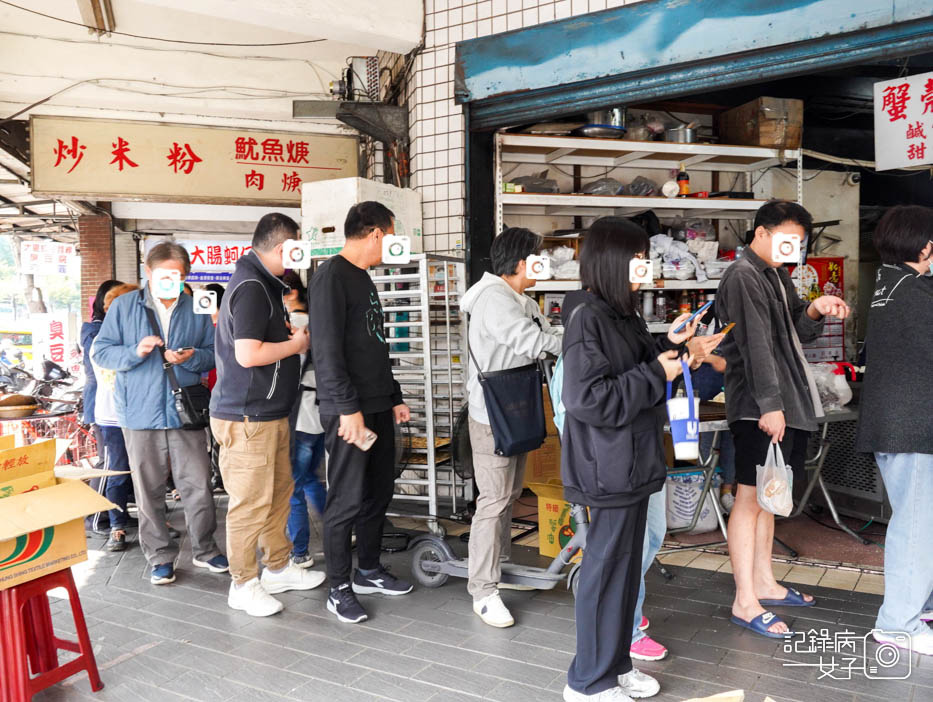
xmin=922 ymin=78 xmax=933 ymax=115
xmin=908 ymin=142 xmax=927 ymax=161
xmin=287 ymin=141 xmax=310 ymax=164
xmin=281 ymin=171 xmax=301 ymax=192
xmin=261 ymin=139 xmax=284 ymax=162
xmin=882 ymin=83 xmax=911 ymax=122
xmin=166 ymin=142 xmax=203 ymax=174
xmin=49 ymin=321 xmax=64 ymax=341
xmin=110 ymin=137 xmax=139 ymax=171
xmin=207 ymin=245 xmax=222 ymax=266
xmin=906 ymin=122 xmax=926 ymax=140
xmin=189 ymin=246 xmax=206 ymax=265
xmin=245 ymin=170 xmax=264 ymax=190
xmin=52 ymin=137 xmax=86 ymax=174
xmin=235 ymin=137 xmax=260 ymax=161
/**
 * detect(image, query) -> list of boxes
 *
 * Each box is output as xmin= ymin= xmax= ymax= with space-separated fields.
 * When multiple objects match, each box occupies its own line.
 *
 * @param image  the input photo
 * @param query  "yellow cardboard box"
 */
xmin=0 ymin=440 xmax=115 ymax=590
xmin=528 ymin=480 xmax=584 ymax=560
xmin=524 ymin=434 xmax=561 ymax=487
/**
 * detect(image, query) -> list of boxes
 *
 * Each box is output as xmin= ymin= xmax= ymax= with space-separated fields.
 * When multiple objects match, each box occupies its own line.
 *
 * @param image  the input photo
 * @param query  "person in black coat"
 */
xmin=560 ymin=217 xmax=698 ymax=702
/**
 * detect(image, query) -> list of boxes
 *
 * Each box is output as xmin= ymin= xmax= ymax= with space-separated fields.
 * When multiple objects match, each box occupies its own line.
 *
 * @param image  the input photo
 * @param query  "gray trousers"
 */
xmin=123 ymin=428 xmax=222 ymax=567
xmin=467 ymin=417 xmax=527 ymax=600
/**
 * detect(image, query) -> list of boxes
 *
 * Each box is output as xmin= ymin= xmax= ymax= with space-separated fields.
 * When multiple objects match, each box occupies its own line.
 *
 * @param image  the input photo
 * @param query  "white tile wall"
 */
xmin=372 ymin=0 xmax=647 ymax=253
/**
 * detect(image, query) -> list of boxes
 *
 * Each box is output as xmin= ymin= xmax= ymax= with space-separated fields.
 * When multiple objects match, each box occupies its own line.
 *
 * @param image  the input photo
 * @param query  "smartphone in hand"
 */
xmin=673 ymin=299 xmax=715 ymax=334
xmin=351 ymin=429 xmax=377 ymax=452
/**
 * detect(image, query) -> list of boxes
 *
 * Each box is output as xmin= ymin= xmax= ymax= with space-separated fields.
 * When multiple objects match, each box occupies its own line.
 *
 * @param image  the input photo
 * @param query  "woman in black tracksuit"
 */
xmin=560 ymin=217 xmax=697 ymax=702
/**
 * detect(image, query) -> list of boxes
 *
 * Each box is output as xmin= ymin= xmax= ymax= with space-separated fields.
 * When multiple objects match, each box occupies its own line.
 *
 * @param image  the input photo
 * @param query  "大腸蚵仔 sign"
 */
xmin=30 ymin=116 xmax=358 ymax=206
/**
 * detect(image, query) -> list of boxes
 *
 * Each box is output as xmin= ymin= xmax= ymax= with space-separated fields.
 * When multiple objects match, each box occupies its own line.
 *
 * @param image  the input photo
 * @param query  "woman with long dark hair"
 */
xmin=560 ymin=217 xmax=697 ymax=701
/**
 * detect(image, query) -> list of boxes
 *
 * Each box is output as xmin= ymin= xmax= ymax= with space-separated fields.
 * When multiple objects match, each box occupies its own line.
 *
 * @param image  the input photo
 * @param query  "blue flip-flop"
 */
xmin=760 ymin=586 xmax=815 ymax=607
xmin=730 ymin=611 xmax=793 ymax=639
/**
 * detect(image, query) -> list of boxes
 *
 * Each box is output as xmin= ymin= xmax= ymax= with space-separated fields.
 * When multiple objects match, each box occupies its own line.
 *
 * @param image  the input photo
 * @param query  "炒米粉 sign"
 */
xmin=31 ymin=116 xmax=358 ymax=205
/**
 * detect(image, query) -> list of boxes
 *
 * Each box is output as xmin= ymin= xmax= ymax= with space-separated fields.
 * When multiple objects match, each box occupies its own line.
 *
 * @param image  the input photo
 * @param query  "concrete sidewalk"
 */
xmin=33 ymin=502 xmax=930 ymax=702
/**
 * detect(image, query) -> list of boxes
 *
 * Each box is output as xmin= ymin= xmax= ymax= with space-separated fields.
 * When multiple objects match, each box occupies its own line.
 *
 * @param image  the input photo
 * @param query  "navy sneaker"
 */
xmin=352 ymin=565 xmax=413 ymax=597
xmin=327 ymin=583 xmax=368 ymax=623
xmin=151 ymin=562 xmax=176 ymax=585
xmin=192 ymin=554 xmax=229 ymax=573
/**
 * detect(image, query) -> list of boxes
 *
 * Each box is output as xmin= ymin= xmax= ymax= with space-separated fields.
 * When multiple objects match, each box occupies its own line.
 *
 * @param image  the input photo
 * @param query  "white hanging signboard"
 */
xmin=873 ymin=71 xmax=933 ymax=171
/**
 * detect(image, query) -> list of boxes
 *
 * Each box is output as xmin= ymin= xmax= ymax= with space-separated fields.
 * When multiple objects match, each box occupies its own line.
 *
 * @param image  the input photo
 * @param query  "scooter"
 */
xmin=409 ymin=503 xmax=588 ymax=595
xmin=408 ymin=359 xmax=589 ymax=597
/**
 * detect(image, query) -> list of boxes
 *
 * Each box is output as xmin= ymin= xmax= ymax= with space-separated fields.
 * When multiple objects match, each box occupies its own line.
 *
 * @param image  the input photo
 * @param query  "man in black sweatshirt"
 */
xmin=309 ymin=201 xmax=413 ymax=624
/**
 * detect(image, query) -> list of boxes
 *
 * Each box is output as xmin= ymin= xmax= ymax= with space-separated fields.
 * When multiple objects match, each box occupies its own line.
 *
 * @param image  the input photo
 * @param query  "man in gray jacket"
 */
xmin=718 ymin=200 xmax=849 ymax=638
xmin=460 ymin=227 xmax=562 ymax=628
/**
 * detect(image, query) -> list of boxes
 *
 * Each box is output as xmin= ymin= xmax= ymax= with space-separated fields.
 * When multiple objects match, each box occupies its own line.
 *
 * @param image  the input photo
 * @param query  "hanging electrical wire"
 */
xmin=0 ymin=1 xmax=328 ymax=46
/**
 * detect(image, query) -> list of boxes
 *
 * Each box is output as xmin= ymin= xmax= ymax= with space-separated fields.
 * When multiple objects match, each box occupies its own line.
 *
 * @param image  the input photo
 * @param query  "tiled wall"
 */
xmin=383 ymin=0 xmax=646 ymax=253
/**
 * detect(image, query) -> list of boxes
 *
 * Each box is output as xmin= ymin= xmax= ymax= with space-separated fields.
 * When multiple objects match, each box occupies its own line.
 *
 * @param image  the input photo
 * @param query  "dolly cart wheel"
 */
xmin=410 ymin=537 xmax=452 ymax=588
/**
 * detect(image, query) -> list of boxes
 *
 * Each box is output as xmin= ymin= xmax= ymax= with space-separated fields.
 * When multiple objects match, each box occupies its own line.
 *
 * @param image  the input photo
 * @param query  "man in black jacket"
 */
xmin=718 ymin=200 xmax=849 ymax=638
xmin=309 ymin=201 xmax=413 ymax=624
xmin=211 ymin=213 xmax=326 ymax=618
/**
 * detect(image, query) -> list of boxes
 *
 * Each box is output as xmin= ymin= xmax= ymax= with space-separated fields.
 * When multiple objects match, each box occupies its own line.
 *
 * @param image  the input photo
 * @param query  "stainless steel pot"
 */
xmin=665 ymin=126 xmax=697 ymax=143
xmin=587 ymin=108 xmax=624 ymax=128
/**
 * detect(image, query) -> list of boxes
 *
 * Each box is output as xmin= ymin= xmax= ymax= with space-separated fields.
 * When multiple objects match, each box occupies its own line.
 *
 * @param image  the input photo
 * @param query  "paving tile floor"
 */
xmin=30 ymin=498 xmax=932 ymax=702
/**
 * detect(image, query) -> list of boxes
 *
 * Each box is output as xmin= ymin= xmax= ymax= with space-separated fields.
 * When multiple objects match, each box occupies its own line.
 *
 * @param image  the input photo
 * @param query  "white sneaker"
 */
xmin=260 ymin=563 xmax=326 ymax=594
xmin=563 ymin=684 xmax=634 ymax=701
xmin=618 ymin=669 xmax=660 ymax=699
xmin=227 ymin=578 xmax=283 ymax=617
xmin=874 ymin=628 xmax=933 ymax=656
xmin=473 ymin=591 xmax=514 ymax=628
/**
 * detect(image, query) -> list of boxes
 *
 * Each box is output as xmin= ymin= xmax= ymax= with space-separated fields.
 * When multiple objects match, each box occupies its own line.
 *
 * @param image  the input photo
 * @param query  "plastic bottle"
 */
xmin=677 ymin=163 xmax=690 ymax=196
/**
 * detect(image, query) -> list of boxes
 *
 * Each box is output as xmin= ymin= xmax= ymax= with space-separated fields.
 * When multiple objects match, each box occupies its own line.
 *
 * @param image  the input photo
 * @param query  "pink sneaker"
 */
xmin=638 ymin=616 xmax=649 ymax=631
xmin=630 ymin=634 xmax=668 ymax=661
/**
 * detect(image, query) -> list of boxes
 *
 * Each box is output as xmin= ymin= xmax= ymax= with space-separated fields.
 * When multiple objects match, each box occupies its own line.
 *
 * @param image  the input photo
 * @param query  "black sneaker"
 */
xmin=352 ymin=565 xmax=414 ymax=597
xmin=327 ymin=583 xmax=368 ymax=623
xmin=105 ymin=529 xmax=127 ymax=552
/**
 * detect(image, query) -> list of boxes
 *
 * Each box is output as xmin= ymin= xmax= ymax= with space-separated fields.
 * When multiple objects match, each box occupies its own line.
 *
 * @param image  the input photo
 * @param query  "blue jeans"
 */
xmin=632 ymin=485 xmax=667 ymax=643
xmin=700 ymin=430 xmax=736 ymax=486
xmin=875 ymin=452 xmax=933 ymax=636
xmin=99 ymin=425 xmax=132 ymax=529
xmin=287 ymin=430 xmax=327 ymax=557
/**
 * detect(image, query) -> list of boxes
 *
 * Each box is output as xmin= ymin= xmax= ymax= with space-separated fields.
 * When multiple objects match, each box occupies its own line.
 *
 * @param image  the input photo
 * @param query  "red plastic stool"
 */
xmin=0 ymin=568 xmax=104 ymax=701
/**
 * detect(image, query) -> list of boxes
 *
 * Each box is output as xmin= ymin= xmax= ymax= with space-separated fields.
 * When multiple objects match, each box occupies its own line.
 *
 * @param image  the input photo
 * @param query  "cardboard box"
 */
xmin=527 ymin=481 xmax=584 ymax=559
xmin=301 ymin=178 xmax=423 ymax=256
xmin=0 ymin=440 xmax=115 ymax=590
xmin=719 ymin=97 xmax=803 ymax=149
xmin=524 ymin=434 xmax=561 ymax=487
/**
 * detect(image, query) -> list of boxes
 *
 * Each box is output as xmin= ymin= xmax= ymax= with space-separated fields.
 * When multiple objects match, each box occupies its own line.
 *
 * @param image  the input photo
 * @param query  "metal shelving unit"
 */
xmin=495 ymin=131 xmax=802 ymax=330
xmin=494 ymin=132 xmax=803 ymax=234
xmin=368 ymin=254 xmax=469 ymax=536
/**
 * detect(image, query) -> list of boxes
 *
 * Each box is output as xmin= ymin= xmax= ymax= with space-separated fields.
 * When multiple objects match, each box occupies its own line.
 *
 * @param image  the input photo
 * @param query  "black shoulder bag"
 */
xmin=143 ymin=303 xmax=211 ymax=430
xmin=467 ymin=308 xmax=547 ymax=457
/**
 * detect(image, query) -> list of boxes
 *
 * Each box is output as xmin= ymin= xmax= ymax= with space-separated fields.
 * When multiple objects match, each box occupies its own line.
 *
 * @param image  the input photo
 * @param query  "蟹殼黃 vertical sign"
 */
xmin=874 ymin=71 xmax=933 ymax=171
xmin=30 ymin=116 xmax=358 ymax=205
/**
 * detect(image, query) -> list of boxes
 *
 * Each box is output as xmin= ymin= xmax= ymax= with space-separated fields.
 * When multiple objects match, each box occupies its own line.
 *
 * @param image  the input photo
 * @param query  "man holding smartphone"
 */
xmin=309 ymin=201 xmax=413 ymax=624
xmin=211 ymin=213 xmax=325 ymax=618
xmin=718 ymin=200 xmax=849 ymax=639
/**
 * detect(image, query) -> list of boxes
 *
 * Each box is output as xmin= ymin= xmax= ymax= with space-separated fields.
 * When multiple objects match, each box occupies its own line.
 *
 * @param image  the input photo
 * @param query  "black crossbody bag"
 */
xmin=143 ymin=302 xmax=211 ymax=430
xmin=467 ymin=301 xmax=547 ymax=456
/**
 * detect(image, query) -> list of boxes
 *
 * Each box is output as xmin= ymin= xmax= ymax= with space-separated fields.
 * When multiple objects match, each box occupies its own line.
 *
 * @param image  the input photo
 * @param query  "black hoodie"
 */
xmin=560 ymin=290 xmax=678 ymax=508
